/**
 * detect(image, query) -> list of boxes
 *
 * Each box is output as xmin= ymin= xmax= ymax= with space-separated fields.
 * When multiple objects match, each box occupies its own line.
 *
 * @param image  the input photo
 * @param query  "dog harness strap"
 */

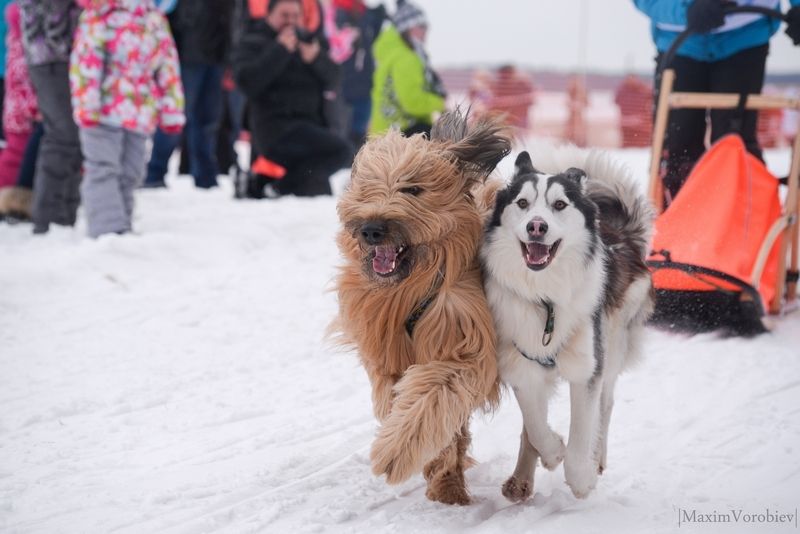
xmin=405 ymin=293 xmax=437 ymax=337
xmin=541 ymin=300 xmax=555 ymax=346
xmin=404 ymin=270 xmax=445 ymax=338
xmin=513 ymin=342 xmax=556 ymax=368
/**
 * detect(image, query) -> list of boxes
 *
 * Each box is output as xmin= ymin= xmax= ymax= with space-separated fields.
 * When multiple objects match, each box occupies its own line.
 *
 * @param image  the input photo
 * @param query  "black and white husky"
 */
xmin=481 ymin=147 xmax=654 ymax=501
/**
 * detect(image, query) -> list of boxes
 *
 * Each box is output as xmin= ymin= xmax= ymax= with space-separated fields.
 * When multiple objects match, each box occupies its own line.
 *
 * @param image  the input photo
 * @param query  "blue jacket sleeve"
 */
xmin=634 ymin=0 xmax=800 ymax=24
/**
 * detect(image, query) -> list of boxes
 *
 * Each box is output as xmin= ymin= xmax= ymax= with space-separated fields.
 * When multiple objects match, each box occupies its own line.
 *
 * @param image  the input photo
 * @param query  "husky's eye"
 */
xmin=516 ymin=198 xmax=529 ymax=209
xmin=400 ymin=186 xmax=423 ymax=196
xmin=553 ymin=200 xmax=568 ymax=211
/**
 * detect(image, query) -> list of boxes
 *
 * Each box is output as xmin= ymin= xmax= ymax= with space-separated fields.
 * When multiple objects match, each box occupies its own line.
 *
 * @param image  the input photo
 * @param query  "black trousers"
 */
xmin=256 ymin=121 xmax=352 ymax=196
xmin=28 ymin=62 xmax=83 ymax=229
xmin=655 ymin=44 xmax=768 ymax=204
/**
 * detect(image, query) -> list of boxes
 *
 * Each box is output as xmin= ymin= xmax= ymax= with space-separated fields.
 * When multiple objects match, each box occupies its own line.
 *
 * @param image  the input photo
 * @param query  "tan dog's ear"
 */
xmin=431 ymin=108 xmax=512 ymax=185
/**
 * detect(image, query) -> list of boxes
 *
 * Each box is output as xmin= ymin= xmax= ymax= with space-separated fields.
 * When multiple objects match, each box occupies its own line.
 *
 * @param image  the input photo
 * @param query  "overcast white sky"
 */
xmin=405 ymin=0 xmax=798 ymax=74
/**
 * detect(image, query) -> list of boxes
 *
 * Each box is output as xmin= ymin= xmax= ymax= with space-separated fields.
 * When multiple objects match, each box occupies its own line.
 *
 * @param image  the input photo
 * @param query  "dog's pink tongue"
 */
xmin=373 ymin=245 xmax=398 ymax=274
xmin=526 ymin=242 xmax=550 ymax=265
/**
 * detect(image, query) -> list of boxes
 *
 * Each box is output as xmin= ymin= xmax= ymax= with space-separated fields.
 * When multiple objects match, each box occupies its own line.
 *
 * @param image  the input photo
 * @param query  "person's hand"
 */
xmin=686 ymin=0 xmax=736 ymax=33
xmin=786 ymin=6 xmax=800 ymax=46
xmin=298 ymin=39 xmax=320 ymax=63
xmin=277 ymin=26 xmax=298 ymax=53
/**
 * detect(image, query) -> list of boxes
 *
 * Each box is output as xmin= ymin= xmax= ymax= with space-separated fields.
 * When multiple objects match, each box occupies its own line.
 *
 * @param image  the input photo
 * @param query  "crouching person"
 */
xmin=233 ymin=0 xmax=351 ymax=198
xmin=70 ymin=0 xmax=184 ymax=237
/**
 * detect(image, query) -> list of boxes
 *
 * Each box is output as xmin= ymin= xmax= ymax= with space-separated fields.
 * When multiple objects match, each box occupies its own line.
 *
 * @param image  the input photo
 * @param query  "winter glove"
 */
xmin=686 ymin=0 xmax=736 ymax=33
xmin=786 ymin=6 xmax=800 ymax=46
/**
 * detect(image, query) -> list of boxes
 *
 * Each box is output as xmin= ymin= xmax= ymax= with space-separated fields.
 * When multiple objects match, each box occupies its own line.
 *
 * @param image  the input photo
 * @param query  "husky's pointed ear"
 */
xmin=565 ymin=167 xmax=588 ymax=191
xmin=514 ymin=151 xmax=534 ymax=173
xmin=431 ymin=108 xmax=511 ymax=184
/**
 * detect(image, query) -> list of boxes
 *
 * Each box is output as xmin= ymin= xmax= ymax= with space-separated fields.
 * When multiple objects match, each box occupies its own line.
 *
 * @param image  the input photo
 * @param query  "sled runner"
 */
xmin=646 ymin=5 xmax=800 ymax=335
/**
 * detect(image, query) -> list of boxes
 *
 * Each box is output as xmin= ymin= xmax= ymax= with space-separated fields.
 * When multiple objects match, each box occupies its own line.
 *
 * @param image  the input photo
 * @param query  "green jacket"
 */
xmin=369 ymin=26 xmax=445 ymax=135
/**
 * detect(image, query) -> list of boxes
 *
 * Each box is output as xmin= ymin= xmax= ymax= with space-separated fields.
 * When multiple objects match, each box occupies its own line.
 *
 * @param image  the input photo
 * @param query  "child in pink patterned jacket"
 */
xmin=70 ymin=0 xmax=184 ymax=238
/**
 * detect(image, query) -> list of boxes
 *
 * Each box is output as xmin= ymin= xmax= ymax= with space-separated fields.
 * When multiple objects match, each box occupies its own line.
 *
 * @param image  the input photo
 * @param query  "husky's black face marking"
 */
xmin=546 ymin=170 xmax=597 ymax=236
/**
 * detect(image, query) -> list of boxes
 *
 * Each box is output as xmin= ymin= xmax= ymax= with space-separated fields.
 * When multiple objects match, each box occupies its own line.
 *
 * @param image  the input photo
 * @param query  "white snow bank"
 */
xmin=1 ymin=148 xmax=798 ymax=534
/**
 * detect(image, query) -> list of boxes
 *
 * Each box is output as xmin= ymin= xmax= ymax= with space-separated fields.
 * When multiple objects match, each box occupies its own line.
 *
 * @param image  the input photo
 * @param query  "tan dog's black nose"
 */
xmin=361 ymin=221 xmax=388 ymax=245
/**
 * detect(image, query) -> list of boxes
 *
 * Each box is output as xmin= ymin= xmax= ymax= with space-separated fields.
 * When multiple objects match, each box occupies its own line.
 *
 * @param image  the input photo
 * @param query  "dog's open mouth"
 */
xmin=371 ymin=244 xmax=409 ymax=277
xmin=521 ymin=239 xmax=561 ymax=270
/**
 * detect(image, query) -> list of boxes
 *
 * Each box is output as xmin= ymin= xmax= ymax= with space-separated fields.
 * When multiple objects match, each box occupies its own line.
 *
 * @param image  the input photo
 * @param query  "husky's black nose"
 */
xmin=360 ymin=221 xmax=388 ymax=245
xmin=527 ymin=217 xmax=548 ymax=238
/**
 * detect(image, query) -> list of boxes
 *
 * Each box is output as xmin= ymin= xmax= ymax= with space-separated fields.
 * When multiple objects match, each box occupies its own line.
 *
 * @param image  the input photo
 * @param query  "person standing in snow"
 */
xmin=0 ymin=2 xmax=38 ymax=221
xmin=635 ymin=0 xmax=800 ymax=207
xmin=369 ymin=0 xmax=445 ymax=137
xmin=143 ymin=0 xmax=233 ymax=189
xmin=70 ymin=0 xmax=184 ymax=237
xmin=0 ymin=2 xmax=36 ymax=192
xmin=17 ymin=0 xmax=82 ymax=234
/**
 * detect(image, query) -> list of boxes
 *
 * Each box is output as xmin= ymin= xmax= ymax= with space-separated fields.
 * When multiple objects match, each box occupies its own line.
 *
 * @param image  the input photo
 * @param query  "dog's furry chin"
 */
xmin=332 ymin=111 xmax=510 ymax=505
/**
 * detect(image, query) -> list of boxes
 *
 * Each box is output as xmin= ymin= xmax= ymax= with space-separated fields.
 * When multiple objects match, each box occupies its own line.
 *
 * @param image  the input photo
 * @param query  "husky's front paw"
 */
xmin=564 ymin=455 xmax=598 ymax=499
xmin=537 ymin=431 xmax=566 ymax=471
xmin=502 ymin=475 xmax=532 ymax=503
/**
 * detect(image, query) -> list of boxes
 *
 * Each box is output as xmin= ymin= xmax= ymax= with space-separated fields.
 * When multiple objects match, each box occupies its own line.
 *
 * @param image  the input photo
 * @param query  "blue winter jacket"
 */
xmin=635 ymin=0 xmax=800 ymax=61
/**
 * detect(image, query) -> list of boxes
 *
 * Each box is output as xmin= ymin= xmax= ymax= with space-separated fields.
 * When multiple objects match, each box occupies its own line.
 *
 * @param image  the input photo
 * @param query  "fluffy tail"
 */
xmin=370 ymin=360 xmax=483 ymax=484
xmin=583 ymin=150 xmax=655 ymax=249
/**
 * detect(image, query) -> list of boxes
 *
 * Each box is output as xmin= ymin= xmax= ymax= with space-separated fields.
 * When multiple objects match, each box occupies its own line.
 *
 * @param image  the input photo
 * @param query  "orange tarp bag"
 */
xmin=648 ymin=134 xmax=783 ymax=332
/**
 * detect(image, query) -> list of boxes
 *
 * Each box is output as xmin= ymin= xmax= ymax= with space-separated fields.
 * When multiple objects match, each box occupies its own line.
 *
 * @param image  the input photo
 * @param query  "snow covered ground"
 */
xmin=1 ymin=148 xmax=799 ymax=534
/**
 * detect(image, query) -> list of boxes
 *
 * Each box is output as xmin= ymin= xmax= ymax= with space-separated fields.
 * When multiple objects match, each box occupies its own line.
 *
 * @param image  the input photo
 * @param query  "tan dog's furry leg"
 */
xmin=365 ymin=366 xmax=396 ymax=422
xmin=370 ymin=361 xmax=479 ymax=485
xmin=422 ymin=424 xmax=472 ymax=505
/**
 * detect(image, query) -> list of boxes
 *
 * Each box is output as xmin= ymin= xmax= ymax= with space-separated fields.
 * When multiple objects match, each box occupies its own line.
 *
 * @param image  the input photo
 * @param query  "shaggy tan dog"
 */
xmin=333 ymin=111 xmax=510 ymax=505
